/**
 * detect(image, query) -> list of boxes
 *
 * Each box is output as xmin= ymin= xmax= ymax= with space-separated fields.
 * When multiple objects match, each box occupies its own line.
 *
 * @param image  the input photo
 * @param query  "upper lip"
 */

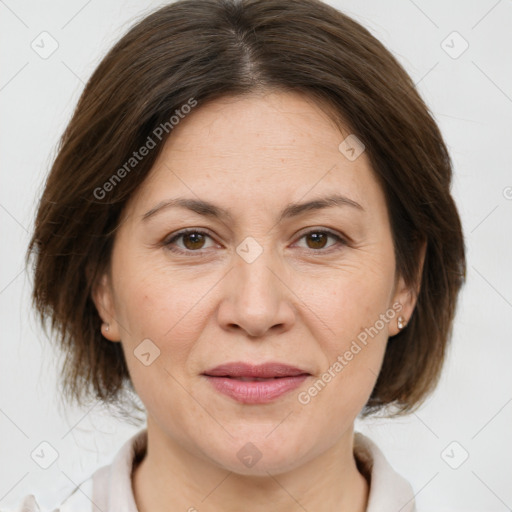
xmin=202 ymin=362 xmax=310 ymax=378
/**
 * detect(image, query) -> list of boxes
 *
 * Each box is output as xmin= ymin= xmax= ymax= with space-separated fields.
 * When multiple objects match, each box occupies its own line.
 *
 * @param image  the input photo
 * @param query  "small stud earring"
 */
xmin=397 ymin=316 xmax=406 ymax=330
xmin=103 ymin=323 xmax=110 ymax=333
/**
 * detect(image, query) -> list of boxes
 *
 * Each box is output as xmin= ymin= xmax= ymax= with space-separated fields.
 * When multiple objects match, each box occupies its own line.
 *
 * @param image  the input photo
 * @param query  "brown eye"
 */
xmin=181 ymin=232 xmax=206 ymax=250
xmin=296 ymin=229 xmax=346 ymax=252
xmin=164 ymin=229 xmax=216 ymax=254
xmin=305 ymin=232 xmax=329 ymax=249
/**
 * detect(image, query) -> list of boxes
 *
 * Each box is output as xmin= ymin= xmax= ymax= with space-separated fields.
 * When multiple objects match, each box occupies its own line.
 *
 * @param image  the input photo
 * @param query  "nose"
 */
xmin=216 ymin=245 xmax=296 ymax=338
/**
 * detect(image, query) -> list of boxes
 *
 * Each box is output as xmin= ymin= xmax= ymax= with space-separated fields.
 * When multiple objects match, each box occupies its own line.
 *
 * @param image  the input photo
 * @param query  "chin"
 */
xmin=204 ymin=436 xmax=312 ymax=477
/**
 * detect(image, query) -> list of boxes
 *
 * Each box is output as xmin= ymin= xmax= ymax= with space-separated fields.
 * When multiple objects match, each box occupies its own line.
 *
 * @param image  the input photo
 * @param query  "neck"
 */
xmin=132 ymin=418 xmax=369 ymax=512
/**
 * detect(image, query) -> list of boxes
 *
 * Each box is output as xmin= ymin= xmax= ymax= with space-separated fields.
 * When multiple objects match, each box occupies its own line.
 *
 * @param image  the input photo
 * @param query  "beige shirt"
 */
xmin=14 ymin=429 xmax=416 ymax=512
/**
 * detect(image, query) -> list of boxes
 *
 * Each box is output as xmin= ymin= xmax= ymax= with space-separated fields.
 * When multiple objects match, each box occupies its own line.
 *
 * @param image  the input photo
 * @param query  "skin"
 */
xmin=93 ymin=90 xmax=422 ymax=512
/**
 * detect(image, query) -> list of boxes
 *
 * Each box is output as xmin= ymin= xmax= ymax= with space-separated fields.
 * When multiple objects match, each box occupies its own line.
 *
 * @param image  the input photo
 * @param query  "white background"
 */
xmin=1 ymin=0 xmax=511 ymax=510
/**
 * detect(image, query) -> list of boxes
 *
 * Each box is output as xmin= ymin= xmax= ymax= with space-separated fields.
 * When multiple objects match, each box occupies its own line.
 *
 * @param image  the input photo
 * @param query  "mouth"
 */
xmin=203 ymin=361 xmax=310 ymax=378
xmin=232 ymin=377 xmax=284 ymax=382
xmin=202 ymin=362 xmax=311 ymax=404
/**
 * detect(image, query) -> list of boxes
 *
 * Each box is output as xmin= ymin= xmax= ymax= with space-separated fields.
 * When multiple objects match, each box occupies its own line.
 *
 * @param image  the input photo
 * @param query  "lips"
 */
xmin=202 ymin=362 xmax=311 ymax=404
xmin=202 ymin=362 xmax=309 ymax=379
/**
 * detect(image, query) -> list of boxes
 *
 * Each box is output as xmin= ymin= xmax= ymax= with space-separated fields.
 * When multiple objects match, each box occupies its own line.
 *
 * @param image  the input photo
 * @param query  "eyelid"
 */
xmin=291 ymin=228 xmax=348 ymax=252
xmin=294 ymin=226 xmax=347 ymax=243
xmin=163 ymin=228 xmax=219 ymax=249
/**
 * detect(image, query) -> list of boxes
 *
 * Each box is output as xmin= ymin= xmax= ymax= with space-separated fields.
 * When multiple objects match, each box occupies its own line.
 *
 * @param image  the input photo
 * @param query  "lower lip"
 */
xmin=204 ymin=375 xmax=309 ymax=404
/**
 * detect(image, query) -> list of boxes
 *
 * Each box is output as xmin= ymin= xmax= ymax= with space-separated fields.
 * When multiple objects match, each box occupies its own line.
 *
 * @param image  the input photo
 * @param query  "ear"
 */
xmin=388 ymin=239 xmax=427 ymax=337
xmin=91 ymin=272 xmax=122 ymax=342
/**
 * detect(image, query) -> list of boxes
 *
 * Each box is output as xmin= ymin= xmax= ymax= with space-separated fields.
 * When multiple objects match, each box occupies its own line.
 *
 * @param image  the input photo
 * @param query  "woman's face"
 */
xmin=95 ymin=90 xmax=416 ymax=475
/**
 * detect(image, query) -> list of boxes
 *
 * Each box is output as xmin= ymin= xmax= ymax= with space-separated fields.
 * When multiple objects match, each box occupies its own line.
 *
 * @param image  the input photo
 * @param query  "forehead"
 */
xmin=164 ymin=90 xmax=349 ymax=165
xmin=124 ymin=91 xmax=386 ymax=222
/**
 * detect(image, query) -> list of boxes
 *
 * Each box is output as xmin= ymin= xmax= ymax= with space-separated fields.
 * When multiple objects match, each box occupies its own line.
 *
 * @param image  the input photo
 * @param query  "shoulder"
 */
xmin=3 ymin=494 xmax=41 ymax=512
xmin=7 ymin=429 xmax=147 ymax=512
xmin=8 ymin=477 xmax=94 ymax=512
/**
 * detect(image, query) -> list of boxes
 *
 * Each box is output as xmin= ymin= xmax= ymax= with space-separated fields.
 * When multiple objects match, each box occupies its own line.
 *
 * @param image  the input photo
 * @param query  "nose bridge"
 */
xmin=235 ymin=237 xmax=281 ymax=314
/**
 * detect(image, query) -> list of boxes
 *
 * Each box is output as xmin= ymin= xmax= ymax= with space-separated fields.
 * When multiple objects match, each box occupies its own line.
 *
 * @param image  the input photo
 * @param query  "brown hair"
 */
xmin=27 ymin=0 xmax=466 ymax=417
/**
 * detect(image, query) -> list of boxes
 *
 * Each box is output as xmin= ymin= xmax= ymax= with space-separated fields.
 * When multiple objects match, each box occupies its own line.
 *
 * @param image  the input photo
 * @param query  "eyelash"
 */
xmin=163 ymin=228 xmax=347 ymax=256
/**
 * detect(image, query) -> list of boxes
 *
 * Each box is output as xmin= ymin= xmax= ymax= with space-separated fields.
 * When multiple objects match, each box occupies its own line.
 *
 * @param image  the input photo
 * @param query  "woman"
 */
xmin=20 ymin=0 xmax=466 ymax=510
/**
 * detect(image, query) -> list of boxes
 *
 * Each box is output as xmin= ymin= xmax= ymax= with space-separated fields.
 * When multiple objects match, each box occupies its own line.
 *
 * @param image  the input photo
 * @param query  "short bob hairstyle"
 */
xmin=27 ymin=0 xmax=466 ymax=417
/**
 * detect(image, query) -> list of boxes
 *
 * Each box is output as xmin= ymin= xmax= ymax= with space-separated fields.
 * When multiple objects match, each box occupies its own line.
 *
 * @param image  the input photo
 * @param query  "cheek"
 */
xmin=300 ymin=255 xmax=395 ymax=411
xmin=111 ymin=265 xmax=205 ymax=417
xmin=298 ymin=317 xmax=388 ymax=430
xmin=112 ymin=248 xmax=206 ymax=340
xmin=110 ymin=253 xmax=226 ymax=396
xmin=309 ymin=258 xmax=396 ymax=343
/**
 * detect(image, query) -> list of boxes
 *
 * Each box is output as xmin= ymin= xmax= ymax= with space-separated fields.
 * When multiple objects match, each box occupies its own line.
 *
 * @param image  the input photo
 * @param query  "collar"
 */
xmin=353 ymin=432 xmax=416 ymax=512
xmin=54 ymin=428 xmax=416 ymax=512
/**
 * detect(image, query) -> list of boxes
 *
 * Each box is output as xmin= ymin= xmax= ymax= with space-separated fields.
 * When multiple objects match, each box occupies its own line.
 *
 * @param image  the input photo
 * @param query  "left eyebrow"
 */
xmin=278 ymin=194 xmax=364 ymax=221
xmin=141 ymin=193 xmax=364 ymax=223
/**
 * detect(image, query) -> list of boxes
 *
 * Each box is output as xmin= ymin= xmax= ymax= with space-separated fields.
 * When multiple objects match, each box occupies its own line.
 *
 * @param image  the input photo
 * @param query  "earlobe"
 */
xmin=389 ymin=239 xmax=427 ymax=337
xmin=389 ymin=278 xmax=416 ymax=337
xmin=91 ymin=272 xmax=122 ymax=342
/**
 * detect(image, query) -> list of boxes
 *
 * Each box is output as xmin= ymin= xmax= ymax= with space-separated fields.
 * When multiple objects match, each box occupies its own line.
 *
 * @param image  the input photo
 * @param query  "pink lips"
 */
xmin=202 ymin=362 xmax=310 ymax=404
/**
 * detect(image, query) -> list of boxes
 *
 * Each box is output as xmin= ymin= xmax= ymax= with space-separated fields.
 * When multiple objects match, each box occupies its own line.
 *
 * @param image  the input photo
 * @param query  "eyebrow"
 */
xmin=142 ymin=193 xmax=364 ymax=223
